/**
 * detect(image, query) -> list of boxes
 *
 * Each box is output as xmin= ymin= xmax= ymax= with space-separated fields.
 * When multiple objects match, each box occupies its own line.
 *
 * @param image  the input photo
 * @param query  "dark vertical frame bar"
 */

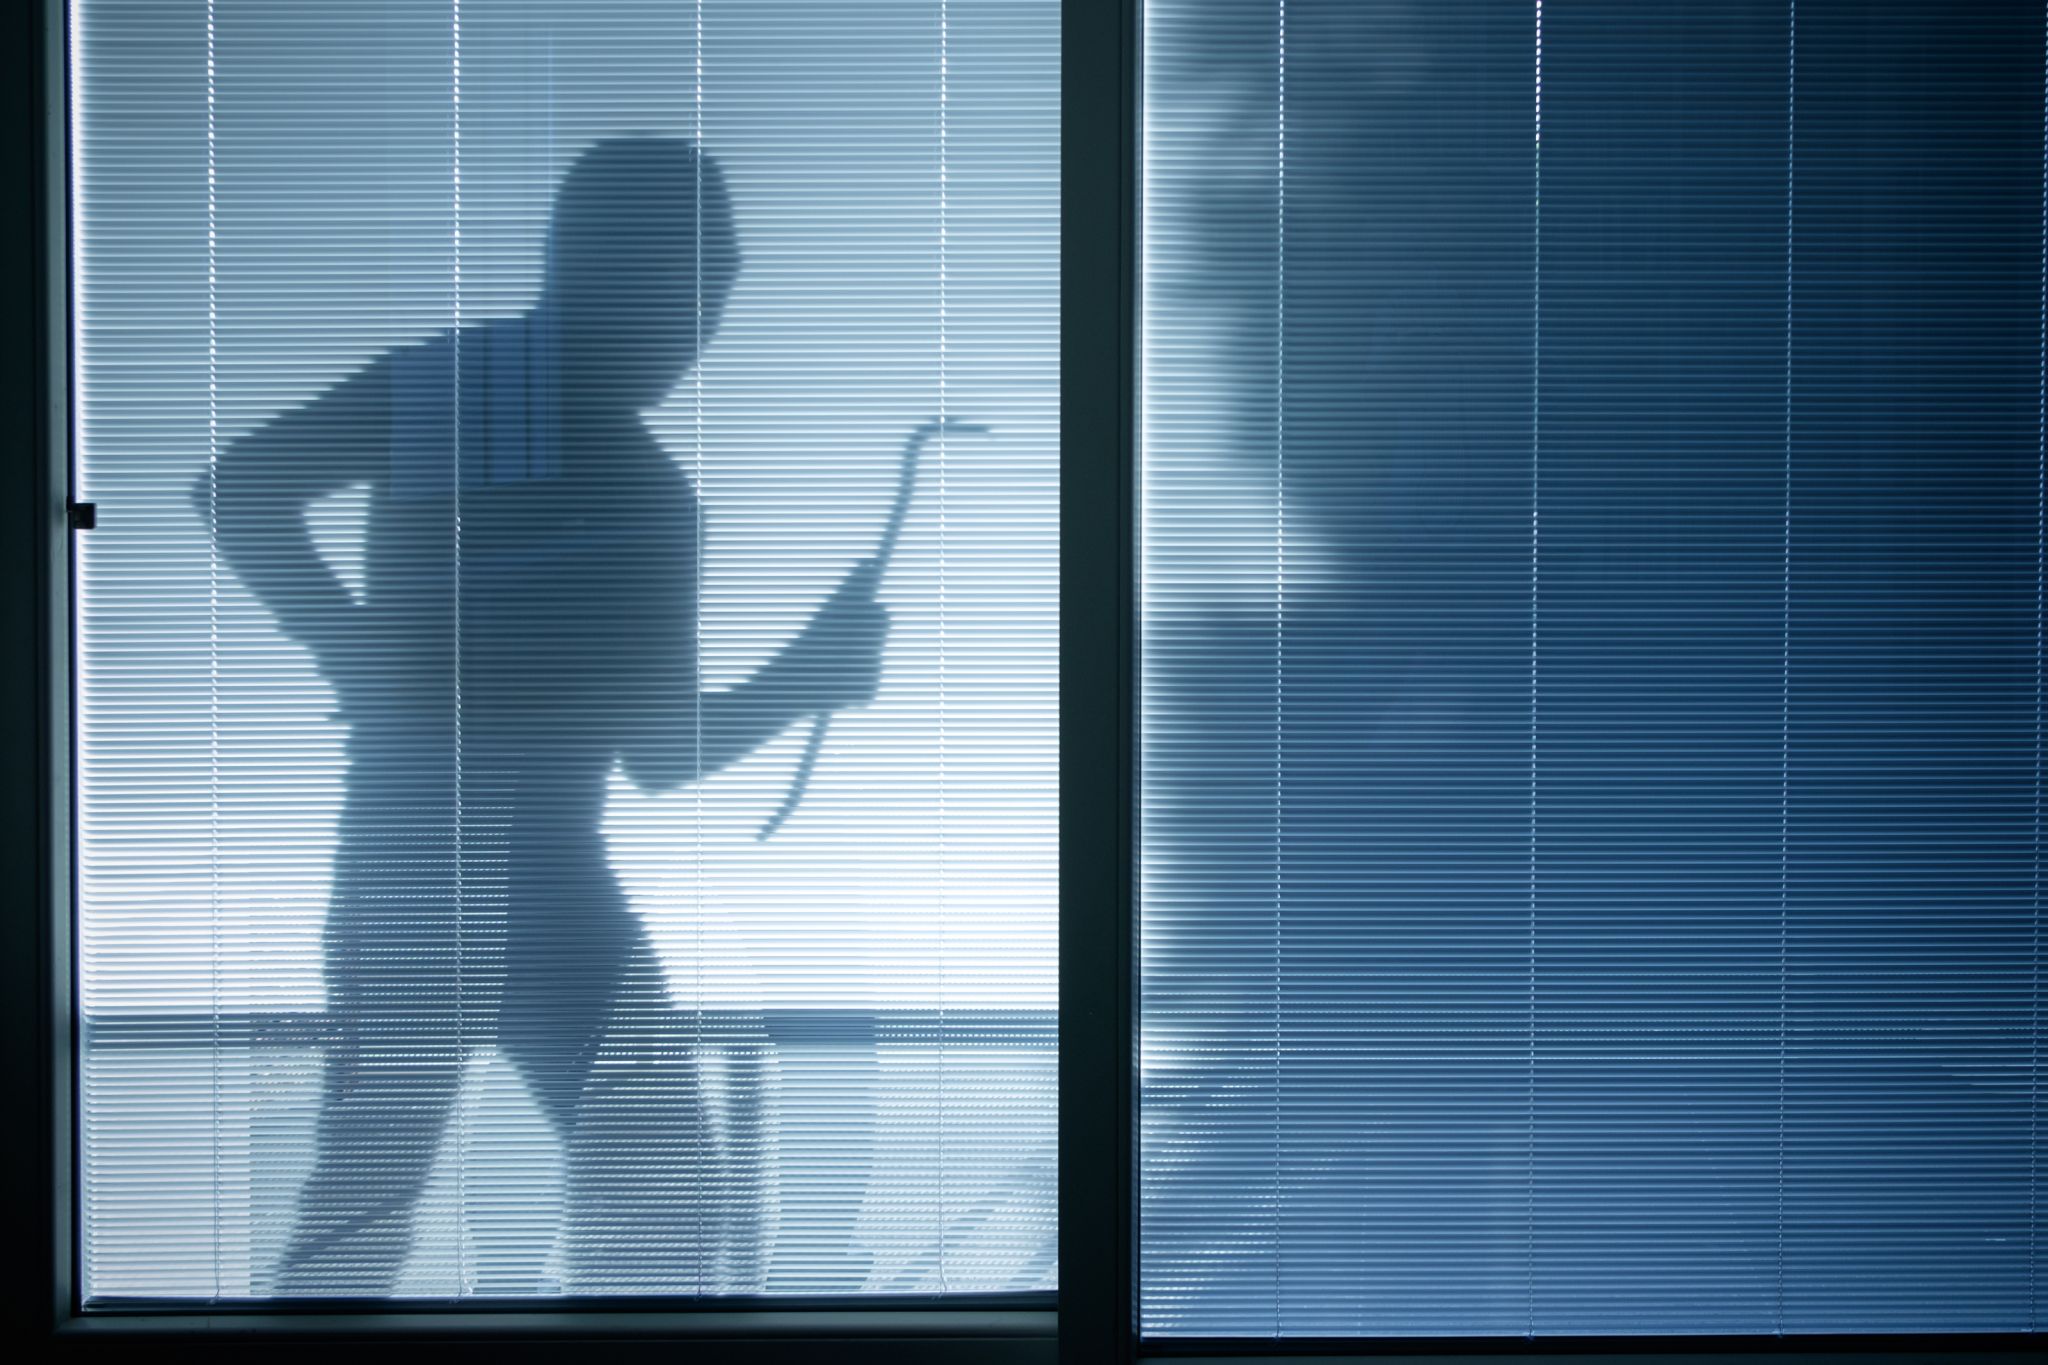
xmin=5 ymin=0 xmax=71 ymax=1340
xmin=1060 ymin=0 xmax=1139 ymax=1360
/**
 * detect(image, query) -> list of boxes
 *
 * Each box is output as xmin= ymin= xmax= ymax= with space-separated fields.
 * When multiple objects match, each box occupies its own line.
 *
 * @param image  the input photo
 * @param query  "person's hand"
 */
xmin=907 ymin=417 xmax=990 ymax=446
xmin=777 ymin=573 xmax=890 ymax=716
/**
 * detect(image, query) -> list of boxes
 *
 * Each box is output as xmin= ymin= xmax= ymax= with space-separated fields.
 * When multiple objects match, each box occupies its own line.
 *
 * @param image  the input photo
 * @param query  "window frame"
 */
xmin=6 ymin=0 xmax=2039 ymax=1359
xmin=19 ymin=0 xmax=1076 ymax=1354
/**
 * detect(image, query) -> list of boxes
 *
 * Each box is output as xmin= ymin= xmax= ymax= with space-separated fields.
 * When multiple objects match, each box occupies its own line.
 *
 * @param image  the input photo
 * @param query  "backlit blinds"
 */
xmin=1142 ymin=0 xmax=2045 ymax=1337
xmin=75 ymin=0 xmax=1056 ymax=1301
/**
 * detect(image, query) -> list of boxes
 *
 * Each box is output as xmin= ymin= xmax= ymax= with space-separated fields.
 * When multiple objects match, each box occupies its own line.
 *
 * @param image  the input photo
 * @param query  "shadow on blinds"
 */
xmin=183 ymin=136 xmax=905 ymax=1297
xmin=75 ymin=0 xmax=1058 ymax=1309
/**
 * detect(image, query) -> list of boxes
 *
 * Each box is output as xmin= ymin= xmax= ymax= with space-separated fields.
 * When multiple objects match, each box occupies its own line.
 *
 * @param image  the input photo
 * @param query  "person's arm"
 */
xmin=192 ymin=360 xmax=393 ymax=676
xmin=621 ymin=570 xmax=888 ymax=794
xmin=625 ymin=419 xmax=978 ymax=792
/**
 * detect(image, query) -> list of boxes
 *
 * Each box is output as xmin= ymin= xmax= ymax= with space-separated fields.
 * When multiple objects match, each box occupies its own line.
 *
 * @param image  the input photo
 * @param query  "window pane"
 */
xmin=1140 ymin=0 xmax=2044 ymax=1337
xmin=75 ymin=0 xmax=1057 ymax=1301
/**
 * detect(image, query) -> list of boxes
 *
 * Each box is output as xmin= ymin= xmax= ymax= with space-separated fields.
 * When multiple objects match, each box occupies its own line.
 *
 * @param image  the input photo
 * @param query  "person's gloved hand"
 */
xmin=775 ymin=571 xmax=891 ymax=716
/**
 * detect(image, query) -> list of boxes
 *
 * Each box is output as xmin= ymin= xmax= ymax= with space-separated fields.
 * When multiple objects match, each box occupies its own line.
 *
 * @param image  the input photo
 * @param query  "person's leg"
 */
xmin=277 ymin=720 xmax=487 ymax=1297
xmin=277 ymin=872 xmax=466 ymax=1296
xmin=567 ymin=936 xmax=712 ymax=1294
xmin=495 ymin=902 xmax=630 ymax=1138
xmin=498 ymin=898 xmax=783 ymax=1296
xmin=702 ymin=1002 xmax=774 ymax=1292
xmin=276 ymin=1025 xmax=464 ymax=1294
xmin=494 ymin=900 xmax=700 ymax=1293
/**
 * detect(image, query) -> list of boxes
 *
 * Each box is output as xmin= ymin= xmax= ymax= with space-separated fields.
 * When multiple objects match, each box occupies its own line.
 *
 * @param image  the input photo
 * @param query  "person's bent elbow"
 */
xmin=621 ymin=736 xmax=703 ymax=795
xmin=202 ymin=439 xmax=288 ymax=543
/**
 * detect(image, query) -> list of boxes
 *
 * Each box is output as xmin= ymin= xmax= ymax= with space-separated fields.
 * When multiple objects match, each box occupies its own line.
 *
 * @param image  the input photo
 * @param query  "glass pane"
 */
xmin=75 ymin=0 xmax=1057 ymax=1301
xmin=1140 ymin=0 xmax=2044 ymax=1337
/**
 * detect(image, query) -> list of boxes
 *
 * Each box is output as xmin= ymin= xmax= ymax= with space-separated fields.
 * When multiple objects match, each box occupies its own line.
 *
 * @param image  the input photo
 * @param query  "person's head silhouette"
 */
xmin=536 ymin=135 xmax=741 ymax=408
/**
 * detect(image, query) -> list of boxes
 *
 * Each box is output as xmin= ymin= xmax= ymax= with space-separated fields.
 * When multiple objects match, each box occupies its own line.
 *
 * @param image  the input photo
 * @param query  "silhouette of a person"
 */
xmin=198 ymin=136 xmax=888 ymax=1294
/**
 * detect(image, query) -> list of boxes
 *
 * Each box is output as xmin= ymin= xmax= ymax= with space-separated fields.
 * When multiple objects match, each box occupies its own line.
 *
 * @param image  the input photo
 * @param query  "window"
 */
xmin=70 ymin=0 xmax=1056 ymax=1304
xmin=23 ymin=0 xmax=2046 ymax=1358
xmin=1140 ymin=0 xmax=2046 ymax=1341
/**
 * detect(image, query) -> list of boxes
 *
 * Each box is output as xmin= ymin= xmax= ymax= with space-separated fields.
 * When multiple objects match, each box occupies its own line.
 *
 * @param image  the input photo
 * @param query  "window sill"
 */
xmin=57 ymin=1306 xmax=1058 ymax=1360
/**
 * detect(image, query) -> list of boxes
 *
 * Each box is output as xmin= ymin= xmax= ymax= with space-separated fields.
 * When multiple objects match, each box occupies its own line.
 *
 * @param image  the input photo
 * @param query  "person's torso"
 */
xmin=350 ymin=323 xmax=700 ymax=759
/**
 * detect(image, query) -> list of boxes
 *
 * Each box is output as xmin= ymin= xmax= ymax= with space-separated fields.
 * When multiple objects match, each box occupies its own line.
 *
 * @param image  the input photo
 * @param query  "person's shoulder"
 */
xmin=284 ymin=332 xmax=448 ymax=425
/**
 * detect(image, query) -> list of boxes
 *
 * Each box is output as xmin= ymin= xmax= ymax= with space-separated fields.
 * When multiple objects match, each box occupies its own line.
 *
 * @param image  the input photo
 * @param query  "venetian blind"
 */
xmin=75 ymin=0 xmax=1057 ymax=1301
xmin=1142 ymin=0 xmax=2044 ymax=1337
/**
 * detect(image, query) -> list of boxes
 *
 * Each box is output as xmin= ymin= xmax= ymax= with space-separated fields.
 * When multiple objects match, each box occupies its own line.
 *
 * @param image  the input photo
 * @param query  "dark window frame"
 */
xmin=5 ymin=0 xmax=2037 ymax=1359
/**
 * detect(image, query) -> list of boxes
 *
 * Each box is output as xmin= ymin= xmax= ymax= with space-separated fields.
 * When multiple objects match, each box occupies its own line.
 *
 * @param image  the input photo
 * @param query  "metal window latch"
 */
xmin=68 ymin=500 xmax=97 ymax=531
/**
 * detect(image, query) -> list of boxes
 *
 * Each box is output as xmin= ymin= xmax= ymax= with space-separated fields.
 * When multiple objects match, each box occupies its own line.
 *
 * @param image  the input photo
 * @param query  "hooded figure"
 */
xmin=201 ymin=136 xmax=887 ymax=1294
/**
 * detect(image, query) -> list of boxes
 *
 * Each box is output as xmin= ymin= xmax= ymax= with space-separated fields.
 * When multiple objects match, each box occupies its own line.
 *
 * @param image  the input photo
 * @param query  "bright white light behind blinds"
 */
xmin=76 ymin=0 xmax=1056 ymax=1300
xmin=1143 ymin=0 xmax=2045 ymax=1340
